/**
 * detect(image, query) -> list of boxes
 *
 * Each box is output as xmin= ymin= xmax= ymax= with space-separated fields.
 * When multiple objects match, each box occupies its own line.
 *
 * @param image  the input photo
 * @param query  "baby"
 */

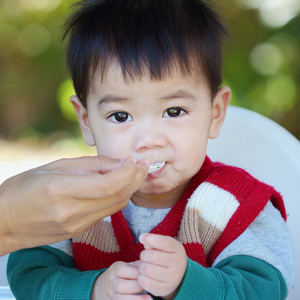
xmin=7 ymin=0 xmax=295 ymax=299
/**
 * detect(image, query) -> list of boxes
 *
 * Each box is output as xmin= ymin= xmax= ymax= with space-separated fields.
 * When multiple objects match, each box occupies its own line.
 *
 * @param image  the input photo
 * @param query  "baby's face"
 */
xmin=71 ymin=64 xmax=230 ymax=207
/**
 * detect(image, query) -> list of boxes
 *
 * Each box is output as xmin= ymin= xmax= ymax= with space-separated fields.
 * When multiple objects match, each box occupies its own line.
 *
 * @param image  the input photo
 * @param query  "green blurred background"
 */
xmin=0 ymin=0 xmax=299 ymax=151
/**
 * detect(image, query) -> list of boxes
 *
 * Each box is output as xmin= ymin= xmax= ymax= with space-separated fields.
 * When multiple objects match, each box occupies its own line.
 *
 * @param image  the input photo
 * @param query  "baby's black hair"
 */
xmin=62 ymin=0 xmax=229 ymax=107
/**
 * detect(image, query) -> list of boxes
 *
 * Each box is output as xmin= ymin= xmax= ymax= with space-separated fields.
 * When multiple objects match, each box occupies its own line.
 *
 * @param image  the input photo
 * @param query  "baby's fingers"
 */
xmin=139 ymin=261 xmax=169 ymax=282
xmin=113 ymin=294 xmax=152 ymax=300
xmin=137 ymin=274 xmax=169 ymax=297
xmin=139 ymin=233 xmax=181 ymax=253
xmin=140 ymin=249 xmax=176 ymax=268
xmin=113 ymin=261 xmax=140 ymax=279
xmin=112 ymin=277 xmax=144 ymax=295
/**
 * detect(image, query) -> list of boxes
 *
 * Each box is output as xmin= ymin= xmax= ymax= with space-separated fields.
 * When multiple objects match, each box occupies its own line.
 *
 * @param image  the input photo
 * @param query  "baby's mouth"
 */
xmin=148 ymin=161 xmax=166 ymax=174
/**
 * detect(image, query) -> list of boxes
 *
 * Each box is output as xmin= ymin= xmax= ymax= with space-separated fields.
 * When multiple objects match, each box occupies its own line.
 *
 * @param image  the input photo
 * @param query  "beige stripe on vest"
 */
xmin=72 ymin=217 xmax=120 ymax=253
xmin=178 ymin=182 xmax=240 ymax=256
xmin=177 ymin=207 xmax=223 ymax=256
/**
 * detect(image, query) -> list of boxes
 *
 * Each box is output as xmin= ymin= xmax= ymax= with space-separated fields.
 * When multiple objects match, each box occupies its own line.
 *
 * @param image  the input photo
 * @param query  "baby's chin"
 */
xmin=136 ymin=181 xmax=173 ymax=195
xmin=137 ymin=175 xmax=190 ymax=196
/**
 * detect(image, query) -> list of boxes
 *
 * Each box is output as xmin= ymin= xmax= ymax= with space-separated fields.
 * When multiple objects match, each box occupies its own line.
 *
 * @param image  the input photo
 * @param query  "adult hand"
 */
xmin=0 ymin=156 xmax=148 ymax=256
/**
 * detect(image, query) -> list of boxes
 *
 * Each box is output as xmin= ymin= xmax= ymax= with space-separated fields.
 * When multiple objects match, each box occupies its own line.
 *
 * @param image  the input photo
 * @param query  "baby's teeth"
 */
xmin=148 ymin=161 xmax=165 ymax=174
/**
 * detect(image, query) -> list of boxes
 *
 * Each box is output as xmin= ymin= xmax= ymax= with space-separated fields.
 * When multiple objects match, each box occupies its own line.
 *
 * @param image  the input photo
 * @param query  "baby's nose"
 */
xmin=133 ymin=127 xmax=168 ymax=152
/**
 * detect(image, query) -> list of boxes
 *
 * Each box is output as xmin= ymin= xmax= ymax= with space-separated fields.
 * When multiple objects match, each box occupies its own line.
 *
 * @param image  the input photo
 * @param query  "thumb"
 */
xmin=96 ymin=155 xmax=124 ymax=174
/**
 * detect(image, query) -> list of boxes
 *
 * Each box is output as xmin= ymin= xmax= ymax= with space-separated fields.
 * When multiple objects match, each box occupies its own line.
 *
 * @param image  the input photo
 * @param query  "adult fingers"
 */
xmin=74 ymin=197 xmax=129 ymax=226
xmin=80 ymin=157 xmax=147 ymax=199
xmin=41 ymin=155 xmax=122 ymax=174
xmin=102 ymin=158 xmax=148 ymax=192
xmin=49 ymin=157 xmax=148 ymax=199
xmin=48 ymin=195 xmax=130 ymax=237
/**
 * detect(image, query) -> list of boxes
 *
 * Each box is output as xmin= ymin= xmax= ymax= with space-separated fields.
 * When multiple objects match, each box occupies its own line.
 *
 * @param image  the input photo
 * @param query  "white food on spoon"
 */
xmin=148 ymin=161 xmax=166 ymax=174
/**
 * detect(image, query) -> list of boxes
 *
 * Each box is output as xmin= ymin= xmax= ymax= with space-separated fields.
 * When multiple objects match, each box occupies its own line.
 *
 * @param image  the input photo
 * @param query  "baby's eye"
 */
xmin=108 ymin=112 xmax=133 ymax=123
xmin=163 ymin=107 xmax=186 ymax=118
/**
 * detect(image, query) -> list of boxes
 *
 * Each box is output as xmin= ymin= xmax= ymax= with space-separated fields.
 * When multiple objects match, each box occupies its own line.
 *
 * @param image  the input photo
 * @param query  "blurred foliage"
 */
xmin=0 ymin=0 xmax=300 ymax=147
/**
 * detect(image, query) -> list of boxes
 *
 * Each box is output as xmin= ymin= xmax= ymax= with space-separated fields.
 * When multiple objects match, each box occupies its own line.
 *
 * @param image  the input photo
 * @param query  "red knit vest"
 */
xmin=72 ymin=156 xmax=286 ymax=270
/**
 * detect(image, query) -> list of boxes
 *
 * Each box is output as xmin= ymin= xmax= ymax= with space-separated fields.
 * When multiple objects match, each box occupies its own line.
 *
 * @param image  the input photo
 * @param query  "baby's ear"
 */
xmin=209 ymin=86 xmax=231 ymax=139
xmin=70 ymin=95 xmax=95 ymax=146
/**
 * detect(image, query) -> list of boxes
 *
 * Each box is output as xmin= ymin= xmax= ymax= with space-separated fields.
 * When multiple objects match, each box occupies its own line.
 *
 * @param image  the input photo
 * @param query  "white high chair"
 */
xmin=0 ymin=254 xmax=14 ymax=299
xmin=0 ymin=105 xmax=299 ymax=299
xmin=207 ymin=106 xmax=300 ymax=300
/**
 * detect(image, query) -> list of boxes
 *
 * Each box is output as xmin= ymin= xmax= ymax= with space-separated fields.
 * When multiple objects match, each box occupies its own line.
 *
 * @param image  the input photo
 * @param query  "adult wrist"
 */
xmin=0 ymin=236 xmax=9 ymax=256
xmin=0 ymin=207 xmax=13 ymax=256
xmin=0 ymin=181 xmax=18 ymax=256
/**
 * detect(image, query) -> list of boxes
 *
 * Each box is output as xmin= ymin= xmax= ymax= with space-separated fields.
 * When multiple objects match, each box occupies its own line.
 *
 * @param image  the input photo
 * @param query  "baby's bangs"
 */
xmin=90 ymin=44 xmax=203 ymax=85
xmin=62 ymin=0 xmax=228 ymax=106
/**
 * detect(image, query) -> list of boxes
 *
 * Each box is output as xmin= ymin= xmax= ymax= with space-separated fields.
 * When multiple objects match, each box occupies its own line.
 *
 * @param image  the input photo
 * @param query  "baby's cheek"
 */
xmin=179 ymin=157 xmax=204 ymax=178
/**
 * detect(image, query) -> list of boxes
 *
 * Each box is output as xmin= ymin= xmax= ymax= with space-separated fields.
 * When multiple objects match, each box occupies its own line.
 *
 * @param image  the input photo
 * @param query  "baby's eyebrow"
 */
xmin=97 ymin=89 xmax=197 ymax=108
xmin=159 ymin=89 xmax=197 ymax=103
xmin=97 ymin=95 xmax=129 ymax=108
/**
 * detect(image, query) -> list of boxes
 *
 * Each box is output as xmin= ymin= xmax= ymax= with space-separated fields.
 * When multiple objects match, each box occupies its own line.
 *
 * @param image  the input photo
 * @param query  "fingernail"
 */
xmin=136 ymin=159 xmax=150 ymax=168
xmin=143 ymin=159 xmax=150 ymax=168
xmin=139 ymin=233 xmax=146 ymax=244
xmin=129 ymin=156 xmax=136 ymax=163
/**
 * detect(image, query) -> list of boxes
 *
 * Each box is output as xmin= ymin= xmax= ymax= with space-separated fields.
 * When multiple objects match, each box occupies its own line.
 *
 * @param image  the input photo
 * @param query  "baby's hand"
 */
xmin=138 ymin=233 xmax=187 ymax=300
xmin=91 ymin=261 xmax=152 ymax=300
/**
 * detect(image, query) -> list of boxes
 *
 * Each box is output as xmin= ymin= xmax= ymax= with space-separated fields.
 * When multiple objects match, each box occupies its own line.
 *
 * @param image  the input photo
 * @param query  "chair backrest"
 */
xmin=0 ymin=256 xmax=14 ymax=298
xmin=207 ymin=105 xmax=300 ymax=300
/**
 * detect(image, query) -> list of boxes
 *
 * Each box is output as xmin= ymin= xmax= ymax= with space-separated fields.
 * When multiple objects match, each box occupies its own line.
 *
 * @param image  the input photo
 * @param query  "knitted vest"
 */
xmin=72 ymin=156 xmax=286 ymax=270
